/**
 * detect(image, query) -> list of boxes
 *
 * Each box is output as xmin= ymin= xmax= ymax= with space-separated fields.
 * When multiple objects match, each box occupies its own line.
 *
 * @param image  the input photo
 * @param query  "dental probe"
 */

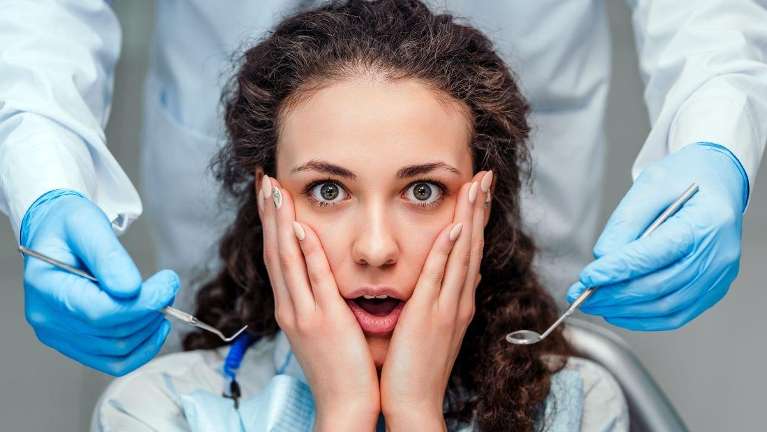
xmin=18 ymin=245 xmax=248 ymax=342
xmin=506 ymin=182 xmax=700 ymax=346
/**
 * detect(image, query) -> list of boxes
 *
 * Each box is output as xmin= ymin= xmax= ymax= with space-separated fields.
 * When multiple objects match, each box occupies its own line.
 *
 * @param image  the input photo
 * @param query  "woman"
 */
xmin=93 ymin=0 xmax=627 ymax=430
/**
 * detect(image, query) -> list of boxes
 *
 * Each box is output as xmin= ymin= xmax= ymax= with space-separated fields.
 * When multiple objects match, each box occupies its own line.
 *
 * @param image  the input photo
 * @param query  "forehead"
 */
xmin=276 ymin=77 xmax=473 ymax=176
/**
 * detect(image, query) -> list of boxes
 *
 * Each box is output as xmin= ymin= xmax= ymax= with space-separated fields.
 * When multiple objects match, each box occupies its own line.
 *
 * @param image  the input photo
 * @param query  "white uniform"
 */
xmin=2 ymin=0 xmax=766 ymax=349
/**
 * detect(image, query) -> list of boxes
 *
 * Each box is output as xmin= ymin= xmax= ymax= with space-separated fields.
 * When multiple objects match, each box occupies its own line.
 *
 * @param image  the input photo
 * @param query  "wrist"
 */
xmin=19 ymin=188 xmax=86 ymax=246
xmin=383 ymin=410 xmax=446 ymax=432
xmin=694 ymin=142 xmax=750 ymax=211
xmin=315 ymin=405 xmax=379 ymax=432
xmin=314 ymin=403 xmax=380 ymax=432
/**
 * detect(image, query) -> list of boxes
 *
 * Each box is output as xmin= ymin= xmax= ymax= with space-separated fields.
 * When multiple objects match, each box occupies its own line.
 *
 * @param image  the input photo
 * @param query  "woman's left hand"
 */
xmin=380 ymin=170 xmax=491 ymax=429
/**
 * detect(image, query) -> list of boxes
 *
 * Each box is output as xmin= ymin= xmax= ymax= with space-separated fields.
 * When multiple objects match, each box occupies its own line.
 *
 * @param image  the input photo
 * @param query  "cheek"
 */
xmin=399 ymin=217 xmax=447 ymax=276
xmin=293 ymin=203 xmax=340 ymax=253
xmin=406 ymin=223 xmax=443 ymax=253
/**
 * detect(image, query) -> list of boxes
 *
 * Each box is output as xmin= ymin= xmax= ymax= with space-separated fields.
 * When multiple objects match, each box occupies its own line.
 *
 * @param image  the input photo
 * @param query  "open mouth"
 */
xmin=347 ymin=297 xmax=405 ymax=335
xmin=352 ymin=297 xmax=402 ymax=315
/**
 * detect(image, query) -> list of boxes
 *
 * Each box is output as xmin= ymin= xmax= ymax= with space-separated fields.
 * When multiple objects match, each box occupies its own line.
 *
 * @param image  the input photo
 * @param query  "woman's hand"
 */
xmin=258 ymin=175 xmax=380 ymax=430
xmin=380 ymin=170 xmax=491 ymax=429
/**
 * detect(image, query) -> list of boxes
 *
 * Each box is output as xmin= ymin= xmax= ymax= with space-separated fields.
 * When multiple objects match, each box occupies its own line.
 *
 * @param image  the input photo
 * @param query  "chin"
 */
xmin=366 ymin=333 xmax=391 ymax=369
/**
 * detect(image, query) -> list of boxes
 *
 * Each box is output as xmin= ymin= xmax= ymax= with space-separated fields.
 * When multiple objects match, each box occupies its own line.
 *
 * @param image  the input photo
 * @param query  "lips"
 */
xmin=347 ymin=297 xmax=404 ymax=335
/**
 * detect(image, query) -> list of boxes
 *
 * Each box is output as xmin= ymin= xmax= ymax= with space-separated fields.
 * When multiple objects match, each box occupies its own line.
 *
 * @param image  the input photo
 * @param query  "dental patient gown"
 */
xmin=92 ymin=330 xmax=629 ymax=431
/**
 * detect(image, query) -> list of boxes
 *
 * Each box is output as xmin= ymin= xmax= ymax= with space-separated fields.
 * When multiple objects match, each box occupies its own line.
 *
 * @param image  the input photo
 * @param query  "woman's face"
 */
xmin=262 ymin=76 xmax=476 ymax=367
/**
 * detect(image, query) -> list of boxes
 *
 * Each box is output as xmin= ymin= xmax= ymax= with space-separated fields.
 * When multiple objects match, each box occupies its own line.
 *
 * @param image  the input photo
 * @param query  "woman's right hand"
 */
xmin=258 ymin=174 xmax=380 ymax=430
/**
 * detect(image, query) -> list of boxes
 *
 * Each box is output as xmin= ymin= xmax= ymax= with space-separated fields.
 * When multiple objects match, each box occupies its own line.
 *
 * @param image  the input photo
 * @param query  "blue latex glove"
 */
xmin=20 ymin=189 xmax=179 ymax=376
xmin=566 ymin=142 xmax=749 ymax=331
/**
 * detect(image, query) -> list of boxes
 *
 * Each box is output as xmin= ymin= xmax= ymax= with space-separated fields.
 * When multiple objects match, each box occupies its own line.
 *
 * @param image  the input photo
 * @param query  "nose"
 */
xmin=351 ymin=202 xmax=398 ymax=268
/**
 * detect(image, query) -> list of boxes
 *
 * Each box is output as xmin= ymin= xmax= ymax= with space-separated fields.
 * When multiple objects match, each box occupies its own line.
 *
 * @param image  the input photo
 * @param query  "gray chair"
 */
xmin=563 ymin=318 xmax=688 ymax=432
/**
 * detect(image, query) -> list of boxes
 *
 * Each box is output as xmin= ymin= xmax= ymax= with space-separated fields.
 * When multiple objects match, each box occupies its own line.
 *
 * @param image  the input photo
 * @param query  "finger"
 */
xmin=431 ymin=180 xmax=475 ymax=307
xmin=64 ymin=204 xmax=142 ymax=299
xmin=584 ymin=262 xmax=737 ymax=321
xmin=458 ymin=171 xmax=490 ymax=313
xmin=36 ymin=316 xmax=168 ymax=357
xmin=603 ymin=267 xmax=734 ymax=331
xmin=412 ymin=221 xmax=462 ymax=306
xmin=594 ymin=177 xmax=698 ymax=258
xmin=440 ymin=179 xmax=475 ymax=304
xmin=260 ymin=175 xmax=293 ymax=315
xmin=39 ymin=269 xmax=179 ymax=327
xmin=582 ymin=275 xmax=702 ymax=318
xmin=293 ymin=221 xmax=345 ymax=312
xmin=269 ymin=178 xmax=315 ymax=314
xmin=577 ymin=216 xmax=695 ymax=289
xmin=573 ymin=254 xmax=697 ymax=308
xmin=31 ymin=305 xmax=166 ymax=339
xmin=35 ymin=320 xmax=171 ymax=376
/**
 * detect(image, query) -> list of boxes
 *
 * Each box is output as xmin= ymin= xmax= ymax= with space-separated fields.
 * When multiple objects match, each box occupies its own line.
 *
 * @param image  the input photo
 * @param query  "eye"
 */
xmin=404 ymin=179 xmax=447 ymax=208
xmin=303 ymin=178 xmax=448 ymax=209
xmin=305 ymin=181 xmax=349 ymax=207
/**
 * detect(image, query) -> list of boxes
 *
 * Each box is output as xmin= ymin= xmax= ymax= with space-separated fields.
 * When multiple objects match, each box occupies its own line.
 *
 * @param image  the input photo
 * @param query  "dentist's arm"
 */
xmin=568 ymin=0 xmax=767 ymax=330
xmin=0 ymin=0 xmax=142 ymax=236
xmin=0 ymin=0 xmax=176 ymax=374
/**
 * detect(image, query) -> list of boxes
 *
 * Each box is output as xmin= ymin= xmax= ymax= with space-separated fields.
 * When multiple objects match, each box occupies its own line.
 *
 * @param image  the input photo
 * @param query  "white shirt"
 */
xmin=91 ymin=330 xmax=629 ymax=431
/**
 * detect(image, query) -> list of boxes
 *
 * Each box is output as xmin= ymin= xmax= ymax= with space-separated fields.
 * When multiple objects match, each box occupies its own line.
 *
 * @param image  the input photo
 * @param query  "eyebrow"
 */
xmin=290 ymin=160 xmax=461 ymax=179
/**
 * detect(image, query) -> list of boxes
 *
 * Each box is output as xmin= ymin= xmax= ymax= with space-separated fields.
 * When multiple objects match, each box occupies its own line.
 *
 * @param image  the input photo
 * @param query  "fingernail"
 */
xmin=292 ymin=221 xmax=305 ymax=241
xmin=272 ymin=187 xmax=283 ymax=209
xmin=262 ymin=175 xmax=272 ymax=201
xmin=468 ymin=182 xmax=478 ymax=204
xmin=449 ymin=223 xmax=463 ymax=241
xmin=167 ymin=271 xmax=180 ymax=292
xmin=485 ymin=188 xmax=492 ymax=203
xmin=257 ymin=182 xmax=263 ymax=212
xmin=481 ymin=170 xmax=493 ymax=193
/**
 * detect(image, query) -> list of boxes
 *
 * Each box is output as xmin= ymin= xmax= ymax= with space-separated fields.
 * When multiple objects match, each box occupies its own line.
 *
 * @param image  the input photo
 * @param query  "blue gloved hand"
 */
xmin=566 ymin=142 xmax=749 ymax=331
xmin=20 ymin=189 xmax=179 ymax=376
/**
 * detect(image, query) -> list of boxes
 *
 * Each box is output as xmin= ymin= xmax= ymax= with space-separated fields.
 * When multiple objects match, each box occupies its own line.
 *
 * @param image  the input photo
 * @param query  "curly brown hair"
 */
xmin=183 ymin=0 xmax=572 ymax=429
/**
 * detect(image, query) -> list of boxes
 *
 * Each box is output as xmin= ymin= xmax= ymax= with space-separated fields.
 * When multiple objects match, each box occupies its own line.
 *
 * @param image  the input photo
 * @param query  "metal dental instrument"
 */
xmin=18 ymin=245 xmax=248 ymax=343
xmin=506 ymin=182 xmax=700 ymax=346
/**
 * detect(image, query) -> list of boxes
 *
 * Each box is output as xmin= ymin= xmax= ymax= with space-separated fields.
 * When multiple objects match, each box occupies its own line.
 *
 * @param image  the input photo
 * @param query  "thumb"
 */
xmin=66 ymin=203 xmax=142 ymax=299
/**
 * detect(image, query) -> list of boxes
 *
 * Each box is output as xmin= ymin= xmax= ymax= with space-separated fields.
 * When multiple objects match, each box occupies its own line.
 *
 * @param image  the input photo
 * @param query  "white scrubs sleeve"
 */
xmin=0 ymin=0 xmax=142 ymax=241
xmin=626 ymin=0 xmax=767 ymax=204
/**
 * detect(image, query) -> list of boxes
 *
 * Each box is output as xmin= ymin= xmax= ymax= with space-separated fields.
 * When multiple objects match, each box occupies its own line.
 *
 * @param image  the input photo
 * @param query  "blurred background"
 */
xmin=1 ymin=1 xmax=764 ymax=430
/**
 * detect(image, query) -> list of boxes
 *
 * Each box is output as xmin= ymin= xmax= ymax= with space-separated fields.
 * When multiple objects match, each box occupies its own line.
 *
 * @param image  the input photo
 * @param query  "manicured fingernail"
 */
xmin=272 ymin=186 xmax=283 ymax=209
xmin=485 ymin=190 xmax=492 ymax=203
xmin=481 ymin=170 xmax=493 ymax=193
xmin=292 ymin=221 xmax=305 ymax=241
xmin=449 ymin=223 xmax=463 ymax=241
xmin=468 ymin=182 xmax=478 ymax=204
xmin=256 ymin=182 xmax=264 ymax=212
xmin=262 ymin=175 xmax=272 ymax=201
